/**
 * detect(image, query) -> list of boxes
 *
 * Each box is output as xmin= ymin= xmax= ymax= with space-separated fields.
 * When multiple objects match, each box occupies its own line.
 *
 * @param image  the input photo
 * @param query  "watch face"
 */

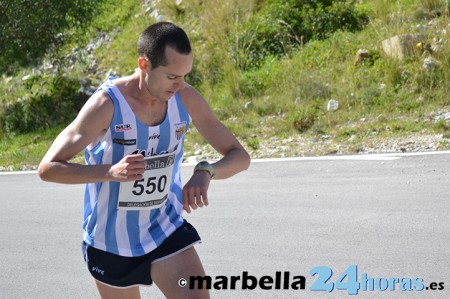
xmin=195 ymin=162 xmax=215 ymax=178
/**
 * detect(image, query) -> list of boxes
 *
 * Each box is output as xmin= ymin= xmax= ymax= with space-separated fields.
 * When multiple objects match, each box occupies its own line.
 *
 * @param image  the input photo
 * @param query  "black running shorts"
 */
xmin=82 ymin=220 xmax=201 ymax=288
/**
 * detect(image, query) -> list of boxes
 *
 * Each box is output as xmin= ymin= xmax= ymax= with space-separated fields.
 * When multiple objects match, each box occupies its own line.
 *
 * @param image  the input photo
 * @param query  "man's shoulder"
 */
xmin=178 ymin=84 xmax=205 ymax=108
xmin=79 ymin=89 xmax=115 ymax=126
xmin=178 ymin=83 xmax=198 ymax=98
xmin=89 ymin=89 xmax=114 ymax=108
xmin=177 ymin=84 xmax=217 ymax=123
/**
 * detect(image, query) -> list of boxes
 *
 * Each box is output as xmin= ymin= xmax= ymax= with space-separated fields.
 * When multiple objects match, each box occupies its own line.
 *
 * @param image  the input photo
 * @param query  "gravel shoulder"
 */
xmin=185 ymin=133 xmax=449 ymax=164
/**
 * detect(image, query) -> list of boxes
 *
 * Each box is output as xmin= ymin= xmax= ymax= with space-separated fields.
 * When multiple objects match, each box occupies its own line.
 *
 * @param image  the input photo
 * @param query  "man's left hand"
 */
xmin=182 ymin=171 xmax=211 ymax=213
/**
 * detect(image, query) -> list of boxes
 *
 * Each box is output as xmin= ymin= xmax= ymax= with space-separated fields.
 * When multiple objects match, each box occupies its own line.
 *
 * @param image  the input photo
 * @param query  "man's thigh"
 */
xmin=151 ymin=246 xmax=210 ymax=299
xmin=94 ymin=280 xmax=141 ymax=299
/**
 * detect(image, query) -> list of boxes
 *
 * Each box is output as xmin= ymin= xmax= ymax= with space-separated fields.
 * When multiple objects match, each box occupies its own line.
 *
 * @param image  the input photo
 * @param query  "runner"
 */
xmin=38 ymin=21 xmax=250 ymax=299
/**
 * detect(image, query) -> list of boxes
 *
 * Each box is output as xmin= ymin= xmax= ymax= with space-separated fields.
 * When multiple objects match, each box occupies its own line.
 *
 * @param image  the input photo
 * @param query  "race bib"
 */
xmin=118 ymin=153 xmax=176 ymax=210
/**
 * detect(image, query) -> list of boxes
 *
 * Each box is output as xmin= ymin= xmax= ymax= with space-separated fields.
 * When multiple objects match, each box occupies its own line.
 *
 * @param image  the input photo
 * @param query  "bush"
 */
xmin=233 ymin=0 xmax=369 ymax=69
xmin=0 ymin=0 xmax=103 ymax=73
xmin=238 ymin=56 xmax=280 ymax=97
xmin=290 ymin=105 xmax=320 ymax=132
xmin=1 ymin=74 xmax=86 ymax=134
xmin=419 ymin=0 xmax=450 ymax=17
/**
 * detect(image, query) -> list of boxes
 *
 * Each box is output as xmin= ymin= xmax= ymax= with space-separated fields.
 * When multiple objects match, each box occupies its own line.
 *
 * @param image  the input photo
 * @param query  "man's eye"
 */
xmin=168 ymin=76 xmax=177 ymax=80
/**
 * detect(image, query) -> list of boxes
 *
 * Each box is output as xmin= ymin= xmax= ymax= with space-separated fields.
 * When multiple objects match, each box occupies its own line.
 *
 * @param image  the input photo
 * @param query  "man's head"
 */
xmin=138 ymin=22 xmax=192 ymax=70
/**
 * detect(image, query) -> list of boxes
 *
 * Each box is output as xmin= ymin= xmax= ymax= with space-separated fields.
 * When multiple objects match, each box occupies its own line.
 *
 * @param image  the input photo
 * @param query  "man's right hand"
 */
xmin=109 ymin=154 xmax=146 ymax=182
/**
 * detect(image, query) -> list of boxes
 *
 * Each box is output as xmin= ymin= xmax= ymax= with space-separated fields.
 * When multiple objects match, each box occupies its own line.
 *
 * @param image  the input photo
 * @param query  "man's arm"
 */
xmin=179 ymin=85 xmax=250 ymax=212
xmin=38 ymin=91 xmax=145 ymax=184
xmin=180 ymin=85 xmax=250 ymax=179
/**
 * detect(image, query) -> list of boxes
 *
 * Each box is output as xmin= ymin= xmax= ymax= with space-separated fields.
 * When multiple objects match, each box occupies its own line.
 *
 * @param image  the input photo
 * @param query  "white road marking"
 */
xmin=250 ymin=150 xmax=450 ymax=163
xmin=1 ymin=151 xmax=449 ymax=175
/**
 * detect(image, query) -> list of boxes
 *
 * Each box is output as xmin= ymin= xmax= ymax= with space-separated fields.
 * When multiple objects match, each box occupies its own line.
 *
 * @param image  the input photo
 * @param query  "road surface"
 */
xmin=1 ymin=151 xmax=449 ymax=298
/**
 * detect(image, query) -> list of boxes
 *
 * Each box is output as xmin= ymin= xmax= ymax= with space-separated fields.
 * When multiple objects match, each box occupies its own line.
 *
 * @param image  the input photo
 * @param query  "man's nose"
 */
xmin=175 ymin=78 xmax=186 ymax=90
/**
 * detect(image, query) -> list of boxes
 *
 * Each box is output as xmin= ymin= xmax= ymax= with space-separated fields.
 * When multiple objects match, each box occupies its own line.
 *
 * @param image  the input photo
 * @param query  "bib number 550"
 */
xmin=132 ymin=175 xmax=167 ymax=196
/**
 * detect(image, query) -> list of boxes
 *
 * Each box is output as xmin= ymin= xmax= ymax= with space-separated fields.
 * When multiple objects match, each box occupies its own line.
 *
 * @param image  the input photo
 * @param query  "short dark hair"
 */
xmin=138 ymin=22 xmax=192 ymax=69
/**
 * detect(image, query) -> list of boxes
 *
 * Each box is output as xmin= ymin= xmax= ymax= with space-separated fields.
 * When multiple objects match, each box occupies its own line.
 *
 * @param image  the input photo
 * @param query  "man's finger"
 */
xmin=123 ymin=154 xmax=144 ymax=162
xmin=182 ymin=188 xmax=191 ymax=213
xmin=199 ymin=186 xmax=208 ymax=207
xmin=188 ymin=188 xmax=198 ymax=210
xmin=201 ymin=192 xmax=208 ymax=207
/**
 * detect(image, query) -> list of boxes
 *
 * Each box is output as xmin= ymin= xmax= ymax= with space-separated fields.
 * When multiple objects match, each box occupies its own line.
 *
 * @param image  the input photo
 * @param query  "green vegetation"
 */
xmin=0 ymin=0 xmax=103 ymax=72
xmin=0 ymin=0 xmax=449 ymax=170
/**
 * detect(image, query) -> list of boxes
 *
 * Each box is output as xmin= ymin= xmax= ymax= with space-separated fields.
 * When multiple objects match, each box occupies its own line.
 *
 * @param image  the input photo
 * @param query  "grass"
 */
xmin=0 ymin=0 xmax=449 ymax=170
xmin=0 ymin=127 xmax=63 ymax=171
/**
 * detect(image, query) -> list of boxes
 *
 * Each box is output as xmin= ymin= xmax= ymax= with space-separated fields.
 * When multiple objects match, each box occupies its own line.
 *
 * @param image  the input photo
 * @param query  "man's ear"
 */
xmin=138 ymin=57 xmax=150 ymax=70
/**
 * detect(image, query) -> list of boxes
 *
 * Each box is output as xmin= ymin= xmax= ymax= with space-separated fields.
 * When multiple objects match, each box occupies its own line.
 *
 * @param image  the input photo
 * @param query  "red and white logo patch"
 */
xmin=115 ymin=124 xmax=132 ymax=132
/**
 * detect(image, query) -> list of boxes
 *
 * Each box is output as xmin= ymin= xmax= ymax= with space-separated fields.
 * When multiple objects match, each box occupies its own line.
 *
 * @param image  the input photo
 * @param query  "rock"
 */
xmin=78 ymin=78 xmax=97 ymax=98
xmin=327 ymin=99 xmax=339 ymax=111
xmin=416 ymin=24 xmax=432 ymax=31
xmin=150 ymin=10 xmax=164 ymax=22
xmin=382 ymin=34 xmax=424 ymax=60
xmin=377 ymin=83 xmax=386 ymax=92
xmin=434 ymin=111 xmax=450 ymax=122
xmin=354 ymin=49 xmax=370 ymax=65
xmin=422 ymin=57 xmax=440 ymax=70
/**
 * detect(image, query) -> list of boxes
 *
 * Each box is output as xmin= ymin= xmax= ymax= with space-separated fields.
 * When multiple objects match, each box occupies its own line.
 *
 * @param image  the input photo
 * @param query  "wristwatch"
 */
xmin=194 ymin=161 xmax=215 ymax=179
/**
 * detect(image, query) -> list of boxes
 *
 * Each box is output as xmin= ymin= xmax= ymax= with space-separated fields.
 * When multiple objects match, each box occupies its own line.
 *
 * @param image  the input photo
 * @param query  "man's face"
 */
xmin=143 ymin=46 xmax=193 ymax=101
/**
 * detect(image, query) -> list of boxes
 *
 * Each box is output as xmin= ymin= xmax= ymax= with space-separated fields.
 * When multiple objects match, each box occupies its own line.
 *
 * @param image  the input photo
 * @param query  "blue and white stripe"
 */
xmin=83 ymin=77 xmax=191 ymax=257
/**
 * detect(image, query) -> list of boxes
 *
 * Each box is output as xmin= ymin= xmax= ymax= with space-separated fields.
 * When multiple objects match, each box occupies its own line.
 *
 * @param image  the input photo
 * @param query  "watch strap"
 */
xmin=194 ymin=161 xmax=215 ymax=178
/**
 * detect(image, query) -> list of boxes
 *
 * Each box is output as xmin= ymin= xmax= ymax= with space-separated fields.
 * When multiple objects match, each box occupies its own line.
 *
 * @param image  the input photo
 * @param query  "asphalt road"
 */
xmin=0 ymin=151 xmax=449 ymax=299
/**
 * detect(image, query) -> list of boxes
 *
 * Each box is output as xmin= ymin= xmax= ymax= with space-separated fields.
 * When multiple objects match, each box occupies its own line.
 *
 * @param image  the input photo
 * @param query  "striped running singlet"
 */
xmin=82 ymin=77 xmax=191 ymax=257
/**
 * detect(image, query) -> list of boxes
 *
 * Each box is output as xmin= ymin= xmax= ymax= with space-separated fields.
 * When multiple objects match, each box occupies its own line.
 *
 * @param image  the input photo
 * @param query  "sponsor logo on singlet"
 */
xmin=114 ymin=124 xmax=132 ymax=132
xmin=113 ymin=138 xmax=136 ymax=145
